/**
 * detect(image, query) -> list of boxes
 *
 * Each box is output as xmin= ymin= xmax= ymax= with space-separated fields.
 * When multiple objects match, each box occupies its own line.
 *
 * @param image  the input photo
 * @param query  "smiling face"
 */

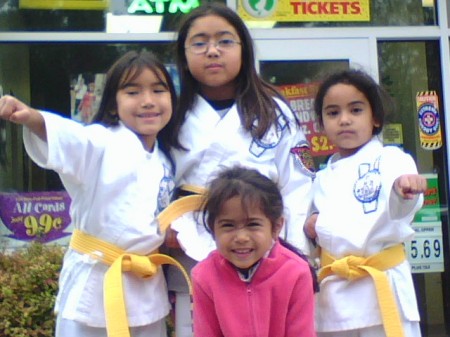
xmin=184 ymin=15 xmax=242 ymax=100
xmin=213 ymin=196 xmax=282 ymax=270
xmin=321 ymin=83 xmax=380 ymax=158
xmin=116 ymin=67 xmax=172 ymax=150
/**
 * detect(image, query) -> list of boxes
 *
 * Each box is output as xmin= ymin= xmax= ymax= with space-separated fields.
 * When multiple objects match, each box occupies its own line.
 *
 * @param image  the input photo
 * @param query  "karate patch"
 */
xmin=249 ymin=114 xmax=286 ymax=157
xmin=157 ymin=164 xmax=175 ymax=214
xmin=353 ymin=157 xmax=381 ymax=214
xmin=290 ymin=142 xmax=315 ymax=177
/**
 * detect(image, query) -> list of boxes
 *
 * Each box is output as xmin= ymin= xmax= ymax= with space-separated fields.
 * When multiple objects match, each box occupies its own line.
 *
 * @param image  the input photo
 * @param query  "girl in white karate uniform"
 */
xmin=0 ymin=50 xmax=184 ymax=337
xmin=304 ymin=69 xmax=427 ymax=337
xmin=164 ymin=3 xmax=315 ymax=336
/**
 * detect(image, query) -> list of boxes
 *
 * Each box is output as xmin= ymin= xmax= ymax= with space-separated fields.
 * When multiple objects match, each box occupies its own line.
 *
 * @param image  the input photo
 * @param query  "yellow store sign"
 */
xmin=19 ymin=0 xmax=108 ymax=10
xmin=238 ymin=0 xmax=370 ymax=22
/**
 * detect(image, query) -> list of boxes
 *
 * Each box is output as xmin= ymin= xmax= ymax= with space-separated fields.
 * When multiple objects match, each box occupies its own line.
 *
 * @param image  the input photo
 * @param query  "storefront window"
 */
xmin=259 ymin=60 xmax=349 ymax=168
xmin=0 ymin=0 xmax=437 ymax=32
xmin=378 ymin=40 xmax=450 ymax=336
xmin=0 ymin=0 xmax=224 ymax=32
xmin=0 ymin=42 xmax=176 ymax=192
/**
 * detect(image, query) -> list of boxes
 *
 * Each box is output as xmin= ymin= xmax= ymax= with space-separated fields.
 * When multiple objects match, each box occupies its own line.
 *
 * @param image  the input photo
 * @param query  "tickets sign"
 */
xmin=0 ymin=191 xmax=72 ymax=246
xmin=238 ymin=0 xmax=370 ymax=22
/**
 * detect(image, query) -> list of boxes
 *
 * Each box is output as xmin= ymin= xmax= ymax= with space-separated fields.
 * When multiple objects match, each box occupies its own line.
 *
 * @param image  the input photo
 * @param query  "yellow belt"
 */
xmin=319 ymin=244 xmax=406 ymax=337
xmin=70 ymin=229 xmax=192 ymax=337
xmin=157 ymin=184 xmax=207 ymax=232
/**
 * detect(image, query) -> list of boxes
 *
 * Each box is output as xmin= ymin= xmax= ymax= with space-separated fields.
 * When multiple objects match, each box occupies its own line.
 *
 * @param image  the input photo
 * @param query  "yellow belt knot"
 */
xmin=319 ymin=244 xmax=406 ymax=337
xmin=119 ymin=254 xmax=158 ymax=278
xmin=329 ymin=255 xmax=367 ymax=281
xmin=70 ymin=230 xmax=192 ymax=337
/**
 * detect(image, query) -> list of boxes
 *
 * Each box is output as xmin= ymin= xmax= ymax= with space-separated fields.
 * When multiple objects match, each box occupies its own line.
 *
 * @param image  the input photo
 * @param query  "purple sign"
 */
xmin=0 ymin=191 xmax=72 ymax=243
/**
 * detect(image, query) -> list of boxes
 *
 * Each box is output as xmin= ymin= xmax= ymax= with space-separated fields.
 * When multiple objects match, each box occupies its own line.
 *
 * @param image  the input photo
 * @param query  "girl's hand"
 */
xmin=0 ymin=95 xmax=46 ymax=140
xmin=394 ymin=174 xmax=427 ymax=200
xmin=0 ymin=95 xmax=35 ymax=125
xmin=303 ymin=213 xmax=318 ymax=240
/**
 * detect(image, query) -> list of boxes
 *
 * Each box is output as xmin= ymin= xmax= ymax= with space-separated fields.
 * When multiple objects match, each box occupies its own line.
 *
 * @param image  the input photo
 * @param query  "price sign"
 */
xmin=0 ymin=191 xmax=73 ymax=248
xmin=24 ymin=214 xmax=64 ymax=237
xmin=405 ymin=222 xmax=444 ymax=273
xmin=310 ymin=135 xmax=335 ymax=154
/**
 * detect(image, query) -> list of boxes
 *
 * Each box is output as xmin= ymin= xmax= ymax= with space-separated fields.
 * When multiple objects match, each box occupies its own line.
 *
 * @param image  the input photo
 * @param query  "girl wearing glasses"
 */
xmin=165 ymin=3 xmax=315 ymax=336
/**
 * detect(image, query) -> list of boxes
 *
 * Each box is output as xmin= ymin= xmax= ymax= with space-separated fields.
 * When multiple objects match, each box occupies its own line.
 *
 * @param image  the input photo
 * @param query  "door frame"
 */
xmin=253 ymin=37 xmax=378 ymax=81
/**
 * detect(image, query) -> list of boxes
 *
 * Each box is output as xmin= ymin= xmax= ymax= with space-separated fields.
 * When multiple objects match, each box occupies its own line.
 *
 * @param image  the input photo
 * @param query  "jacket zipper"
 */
xmin=247 ymin=284 xmax=259 ymax=336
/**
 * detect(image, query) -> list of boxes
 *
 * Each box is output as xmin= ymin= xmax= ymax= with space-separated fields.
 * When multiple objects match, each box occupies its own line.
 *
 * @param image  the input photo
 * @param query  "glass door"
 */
xmin=253 ymin=37 xmax=449 ymax=337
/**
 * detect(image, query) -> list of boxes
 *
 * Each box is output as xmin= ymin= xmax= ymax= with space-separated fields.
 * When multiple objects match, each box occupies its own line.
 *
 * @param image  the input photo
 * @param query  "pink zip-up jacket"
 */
xmin=192 ymin=241 xmax=316 ymax=337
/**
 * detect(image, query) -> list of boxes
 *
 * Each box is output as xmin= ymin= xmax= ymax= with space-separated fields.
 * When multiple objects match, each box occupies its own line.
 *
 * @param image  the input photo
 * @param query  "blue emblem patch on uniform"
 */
xmin=290 ymin=141 xmax=315 ymax=177
xmin=249 ymin=114 xmax=287 ymax=157
xmin=353 ymin=158 xmax=382 ymax=213
xmin=157 ymin=165 xmax=175 ymax=214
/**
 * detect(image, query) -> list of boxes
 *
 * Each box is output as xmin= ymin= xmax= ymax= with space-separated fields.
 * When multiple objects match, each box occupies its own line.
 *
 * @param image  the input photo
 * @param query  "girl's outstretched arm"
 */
xmin=394 ymin=174 xmax=427 ymax=200
xmin=0 ymin=95 xmax=46 ymax=141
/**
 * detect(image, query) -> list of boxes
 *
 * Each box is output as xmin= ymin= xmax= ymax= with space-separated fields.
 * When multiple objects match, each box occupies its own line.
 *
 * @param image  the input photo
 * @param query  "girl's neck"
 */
xmin=201 ymin=95 xmax=235 ymax=118
xmin=336 ymin=138 xmax=375 ymax=160
xmin=200 ymin=84 xmax=236 ymax=101
xmin=139 ymin=135 xmax=156 ymax=152
xmin=236 ymin=260 xmax=261 ymax=282
xmin=202 ymin=95 xmax=235 ymax=109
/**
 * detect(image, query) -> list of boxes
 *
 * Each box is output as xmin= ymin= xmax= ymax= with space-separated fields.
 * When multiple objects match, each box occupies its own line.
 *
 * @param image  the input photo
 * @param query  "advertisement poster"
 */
xmin=382 ymin=123 xmax=403 ymax=149
xmin=70 ymin=73 xmax=106 ymax=124
xmin=277 ymin=82 xmax=336 ymax=157
xmin=416 ymin=91 xmax=442 ymax=150
xmin=0 ymin=191 xmax=73 ymax=248
xmin=405 ymin=174 xmax=444 ymax=273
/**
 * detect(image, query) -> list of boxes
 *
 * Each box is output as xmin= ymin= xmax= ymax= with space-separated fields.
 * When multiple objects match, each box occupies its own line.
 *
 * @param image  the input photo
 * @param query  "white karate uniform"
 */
xmin=168 ymin=95 xmax=314 ymax=337
xmin=172 ymin=95 xmax=314 ymax=256
xmin=313 ymin=137 xmax=422 ymax=335
xmin=23 ymin=111 xmax=173 ymax=337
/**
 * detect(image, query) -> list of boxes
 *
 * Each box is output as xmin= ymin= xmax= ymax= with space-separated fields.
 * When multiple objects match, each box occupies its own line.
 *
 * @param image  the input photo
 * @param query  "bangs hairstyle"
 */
xmin=314 ymin=69 xmax=393 ymax=136
xmin=91 ymin=50 xmax=181 ymax=151
xmin=174 ymin=2 xmax=290 ymax=140
xmin=202 ymin=166 xmax=283 ymax=235
xmin=203 ymin=166 xmax=320 ymax=293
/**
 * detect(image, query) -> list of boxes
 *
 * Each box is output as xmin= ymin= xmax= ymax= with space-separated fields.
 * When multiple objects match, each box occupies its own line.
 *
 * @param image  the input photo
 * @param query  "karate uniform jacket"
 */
xmin=313 ymin=137 xmax=423 ymax=332
xmin=192 ymin=241 xmax=316 ymax=337
xmin=23 ymin=111 xmax=173 ymax=327
xmin=172 ymin=95 xmax=314 ymax=259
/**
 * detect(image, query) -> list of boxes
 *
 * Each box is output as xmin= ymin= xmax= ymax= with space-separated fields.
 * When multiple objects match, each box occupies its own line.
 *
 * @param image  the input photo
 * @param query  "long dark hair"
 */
xmin=202 ymin=166 xmax=319 ymax=292
xmin=174 ymin=2 xmax=292 ymax=141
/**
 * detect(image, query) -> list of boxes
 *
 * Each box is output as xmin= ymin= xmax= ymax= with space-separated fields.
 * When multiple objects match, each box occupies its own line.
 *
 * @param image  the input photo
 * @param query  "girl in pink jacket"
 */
xmin=192 ymin=166 xmax=317 ymax=337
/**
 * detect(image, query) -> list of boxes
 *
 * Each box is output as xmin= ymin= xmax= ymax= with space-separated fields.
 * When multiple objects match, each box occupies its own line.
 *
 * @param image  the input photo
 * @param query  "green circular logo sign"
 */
xmin=242 ymin=0 xmax=277 ymax=18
